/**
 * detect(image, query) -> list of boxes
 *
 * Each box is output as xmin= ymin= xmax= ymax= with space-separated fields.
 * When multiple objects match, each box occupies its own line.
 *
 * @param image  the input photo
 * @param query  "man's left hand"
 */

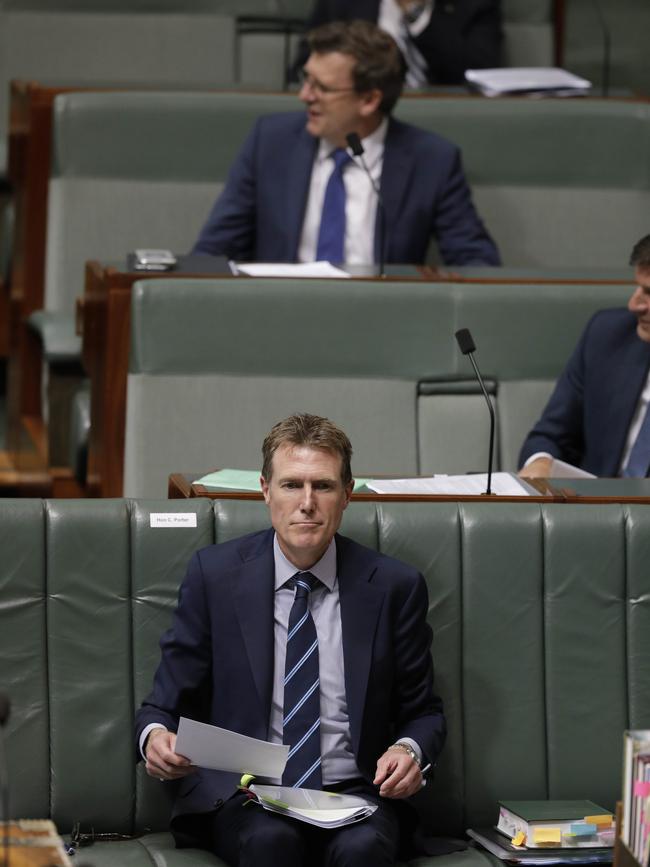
xmin=373 ymin=747 xmax=422 ymax=798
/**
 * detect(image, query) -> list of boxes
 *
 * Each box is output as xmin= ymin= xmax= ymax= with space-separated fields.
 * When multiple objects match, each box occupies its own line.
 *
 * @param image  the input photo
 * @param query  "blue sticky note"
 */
xmin=570 ymin=823 xmax=597 ymax=836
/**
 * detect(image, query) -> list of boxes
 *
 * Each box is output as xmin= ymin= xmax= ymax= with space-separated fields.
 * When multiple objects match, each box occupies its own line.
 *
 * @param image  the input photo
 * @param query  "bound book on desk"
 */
xmin=497 ymin=801 xmax=614 ymax=849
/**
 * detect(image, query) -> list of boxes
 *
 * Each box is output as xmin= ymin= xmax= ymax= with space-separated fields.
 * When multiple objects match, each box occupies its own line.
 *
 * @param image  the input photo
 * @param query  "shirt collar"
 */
xmin=273 ymin=533 xmax=337 ymax=592
xmin=317 ymin=116 xmax=388 ymax=172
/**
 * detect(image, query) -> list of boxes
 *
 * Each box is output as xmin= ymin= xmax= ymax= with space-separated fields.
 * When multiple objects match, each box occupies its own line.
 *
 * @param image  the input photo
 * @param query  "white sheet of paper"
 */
xmin=175 ymin=717 xmax=289 ymax=778
xmin=234 ymin=261 xmax=350 ymax=278
xmin=365 ymin=472 xmax=531 ymax=496
xmin=550 ymin=458 xmax=597 ymax=479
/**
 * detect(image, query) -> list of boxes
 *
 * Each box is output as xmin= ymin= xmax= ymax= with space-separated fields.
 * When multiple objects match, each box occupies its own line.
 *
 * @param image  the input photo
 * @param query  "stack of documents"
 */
xmin=465 ymin=67 xmax=592 ymax=97
xmin=365 ymin=473 xmax=532 ymax=496
xmin=174 ymin=717 xmax=376 ymax=829
xmin=242 ymin=784 xmax=377 ymax=829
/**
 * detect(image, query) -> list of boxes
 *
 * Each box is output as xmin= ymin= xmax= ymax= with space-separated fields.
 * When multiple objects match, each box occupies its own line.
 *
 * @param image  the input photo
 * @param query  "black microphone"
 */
xmin=0 ymin=694 xmax=10 ymax=867
xmin=455 ymin=328 xmax=495 ymax=495
xmin=345 ymin=132 xmax=387 ymax=278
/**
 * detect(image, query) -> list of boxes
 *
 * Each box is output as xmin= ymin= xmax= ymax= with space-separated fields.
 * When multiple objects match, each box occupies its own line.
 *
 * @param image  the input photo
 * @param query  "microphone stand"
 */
xmin=455 ymin=328 xmax=495 ymax=495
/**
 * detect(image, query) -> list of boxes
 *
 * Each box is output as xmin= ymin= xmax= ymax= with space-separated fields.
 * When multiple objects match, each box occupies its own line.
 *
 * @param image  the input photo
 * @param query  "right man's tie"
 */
xmin=316 ymin=148 xmax=352 ymax=264
xmin=281 ymin=571 xmax=322 ymax=789
xmin=623 ymin=403 xmax=650 ymax=477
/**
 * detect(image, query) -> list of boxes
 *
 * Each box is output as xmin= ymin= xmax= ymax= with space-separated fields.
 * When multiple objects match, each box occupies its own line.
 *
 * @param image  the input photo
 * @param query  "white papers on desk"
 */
xmin=365 ymin=473 xmax=531 ymax=496
xmin=246 ymin=784 xmax=377 ymax=829
xmin=175 ymin=717 xmax=289 ymax=778
xmin=465 ymin=67 xmax=592 ymax=97
xmin=549 ymin=459 xmax=596 ymax=479
xmin=234 ymin=261 xmax=350 ymax=278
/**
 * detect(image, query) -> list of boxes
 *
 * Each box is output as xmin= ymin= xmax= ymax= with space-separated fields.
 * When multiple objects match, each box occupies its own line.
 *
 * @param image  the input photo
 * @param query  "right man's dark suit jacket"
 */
xmin=295 ymin=0 xmax=502 ymax=85
xmin=135 ymin=528 xmax=446 ymax=847
xmin=519 ymin=308 xmax=650 ymax=476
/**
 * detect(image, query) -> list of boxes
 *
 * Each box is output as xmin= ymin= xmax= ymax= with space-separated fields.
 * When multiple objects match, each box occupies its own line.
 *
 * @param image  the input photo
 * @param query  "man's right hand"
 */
xmin=145 ymin=728 xmax=196 ymax=781
xmin=519 ymin=456 xmax=553 ymax=480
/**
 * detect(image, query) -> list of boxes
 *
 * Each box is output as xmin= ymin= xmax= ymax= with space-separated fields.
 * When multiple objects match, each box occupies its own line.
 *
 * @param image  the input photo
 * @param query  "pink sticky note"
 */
xmin=633 ymin=781 xmax=650 ymax=797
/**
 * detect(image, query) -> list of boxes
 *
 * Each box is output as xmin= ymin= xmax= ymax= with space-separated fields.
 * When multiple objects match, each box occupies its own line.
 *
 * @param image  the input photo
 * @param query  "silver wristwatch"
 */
xmin=389 ymin=741 xmax=420 ymax=765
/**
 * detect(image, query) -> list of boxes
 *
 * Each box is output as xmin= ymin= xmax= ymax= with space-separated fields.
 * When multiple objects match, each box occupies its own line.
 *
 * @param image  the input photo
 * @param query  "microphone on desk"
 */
xmin=0 ymin=693 xmax=10 ymax=867
xmin=346 ymin=132 xmax=387 ymax=278
xmin=455 ymin=328 xmax=495 ymax=495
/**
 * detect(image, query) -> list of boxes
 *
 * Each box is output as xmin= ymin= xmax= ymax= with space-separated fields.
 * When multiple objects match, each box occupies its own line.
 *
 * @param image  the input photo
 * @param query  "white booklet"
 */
xmin=243 ymin=783 xmax=377 ymax=829
xmin=465 ymin=67 xmax=591 ymax=97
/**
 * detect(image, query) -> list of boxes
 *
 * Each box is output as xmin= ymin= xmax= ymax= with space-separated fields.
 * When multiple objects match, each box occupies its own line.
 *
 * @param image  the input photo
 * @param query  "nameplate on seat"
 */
xmin=150 ymin=513 xmax=198 ymax=528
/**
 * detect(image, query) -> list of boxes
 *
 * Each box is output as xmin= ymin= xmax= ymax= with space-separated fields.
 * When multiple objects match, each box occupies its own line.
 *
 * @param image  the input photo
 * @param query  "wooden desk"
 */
xmin=168 ymin=473 xmax=650 ymax=505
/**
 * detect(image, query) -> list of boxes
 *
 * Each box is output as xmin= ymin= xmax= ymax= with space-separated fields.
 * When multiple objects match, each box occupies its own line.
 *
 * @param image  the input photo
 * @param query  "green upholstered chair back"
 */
xmin=394 ymin=96 xmax=650 ymax=268
xmin=2 ymin=498 xmax=648 ymax=841
xmin=502 ymin=0 xmax=555 ymax=66
xmin=123 ymin=277 xmax=631 ymax=496
xmin=44 ymin=90 xmax=296 ymax=316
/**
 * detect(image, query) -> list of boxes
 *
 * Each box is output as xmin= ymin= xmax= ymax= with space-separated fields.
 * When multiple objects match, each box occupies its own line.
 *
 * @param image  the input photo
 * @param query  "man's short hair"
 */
xmin=630 ymin=234 xmax=650 ymax=268
xmin=307 ymin=19 xmax=406 ymax=115
xmin=261 ymin=413 xmax=353 ymax=485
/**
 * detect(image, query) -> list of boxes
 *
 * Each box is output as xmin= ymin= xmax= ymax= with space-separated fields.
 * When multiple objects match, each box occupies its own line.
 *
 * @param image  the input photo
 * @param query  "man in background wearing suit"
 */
xmin=136 ymin=413 xmax=446 ymax=867
xmin=295 ymin=0 xmax=502 ymax=86
xmin=193 ymin=20 xmax=500 ymax=267
xmin=519 ymin=234 xmax=650 ymax=479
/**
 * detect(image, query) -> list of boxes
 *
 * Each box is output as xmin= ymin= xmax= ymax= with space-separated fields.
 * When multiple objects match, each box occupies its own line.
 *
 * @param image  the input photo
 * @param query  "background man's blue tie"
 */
xmin=316 ymin=148 xmax=352 ymax=264
xmin=623 ymin=403 xmax=650 ymax=476
xmin=282 ymin=571 xmax=322 ymax=789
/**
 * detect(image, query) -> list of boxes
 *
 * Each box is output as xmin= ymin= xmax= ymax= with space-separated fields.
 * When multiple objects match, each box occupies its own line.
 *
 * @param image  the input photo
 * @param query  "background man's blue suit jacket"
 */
xmin=519 ymin=308 xmax=650 ymax=476
xmin=193 ymin=112 xmax=500 ymax=266
xmin=135 ymin=527 xmax=446 ymax=845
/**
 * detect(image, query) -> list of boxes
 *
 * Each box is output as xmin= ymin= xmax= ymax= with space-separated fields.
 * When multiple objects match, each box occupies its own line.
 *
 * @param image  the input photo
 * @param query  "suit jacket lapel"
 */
xmin=230 ymin=530 xmax=276 ymax=725
xmin=378 ymin=118 xmax=415 ymax=261
xmin=286 ymin=127 xmax=318 ymax=260
xmin=337 ymin=536 xmax=385 ymax=758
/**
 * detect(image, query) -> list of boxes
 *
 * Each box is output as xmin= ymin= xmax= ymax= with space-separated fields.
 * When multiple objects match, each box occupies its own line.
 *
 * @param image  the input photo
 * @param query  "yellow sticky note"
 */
xmin=512 ymin=831 xmax=526 ymax=847
xmin=585 ymin=814 xmax=612 ymax=829
xmin=533 ymin=828 xmax=562 ymax=844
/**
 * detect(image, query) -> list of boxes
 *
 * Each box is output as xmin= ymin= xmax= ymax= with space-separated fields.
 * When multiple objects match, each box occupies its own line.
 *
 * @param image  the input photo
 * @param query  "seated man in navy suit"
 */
xmin=193 ymin=20 xmax=500 ymax=267
xmin=519 ymin=234 xmax=650 ymax=479
xmin=136 ymin=413 xmax=446 ymax=867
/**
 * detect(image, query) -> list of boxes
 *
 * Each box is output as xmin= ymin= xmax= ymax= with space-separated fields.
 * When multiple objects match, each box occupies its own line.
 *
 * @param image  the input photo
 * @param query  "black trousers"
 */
xmin=209 ymin=779 xmax=402 ymax=867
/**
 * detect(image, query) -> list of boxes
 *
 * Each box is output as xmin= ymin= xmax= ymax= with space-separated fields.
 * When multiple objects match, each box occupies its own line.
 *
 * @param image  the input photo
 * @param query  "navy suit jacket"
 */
xmin=135 ymin=528 xmax=446 ymax=844
xmin=295 ymin=0 xmax=502 ymax=85
xmin=193 ymin=112 xmax=500 ymax=266
xmin=519 ymin=308 xmax=650 ymax=476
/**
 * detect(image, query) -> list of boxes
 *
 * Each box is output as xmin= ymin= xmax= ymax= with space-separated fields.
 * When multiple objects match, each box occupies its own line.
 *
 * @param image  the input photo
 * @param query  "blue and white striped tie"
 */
xmin=281 ymin=571 xmax=322 ymax=789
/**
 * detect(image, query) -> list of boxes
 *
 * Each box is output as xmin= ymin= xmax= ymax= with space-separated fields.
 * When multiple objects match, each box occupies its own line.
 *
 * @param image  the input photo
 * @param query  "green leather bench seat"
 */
xmin=123 ymin=277 xmax=631 ymax=496
xmin=2 ymin=497 xmax=648 ymax=866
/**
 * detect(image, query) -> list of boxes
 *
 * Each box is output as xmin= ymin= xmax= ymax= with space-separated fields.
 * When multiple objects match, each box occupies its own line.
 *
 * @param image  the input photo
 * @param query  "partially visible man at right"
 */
xmin=519 ymin=234 xmax=650 ymax=478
